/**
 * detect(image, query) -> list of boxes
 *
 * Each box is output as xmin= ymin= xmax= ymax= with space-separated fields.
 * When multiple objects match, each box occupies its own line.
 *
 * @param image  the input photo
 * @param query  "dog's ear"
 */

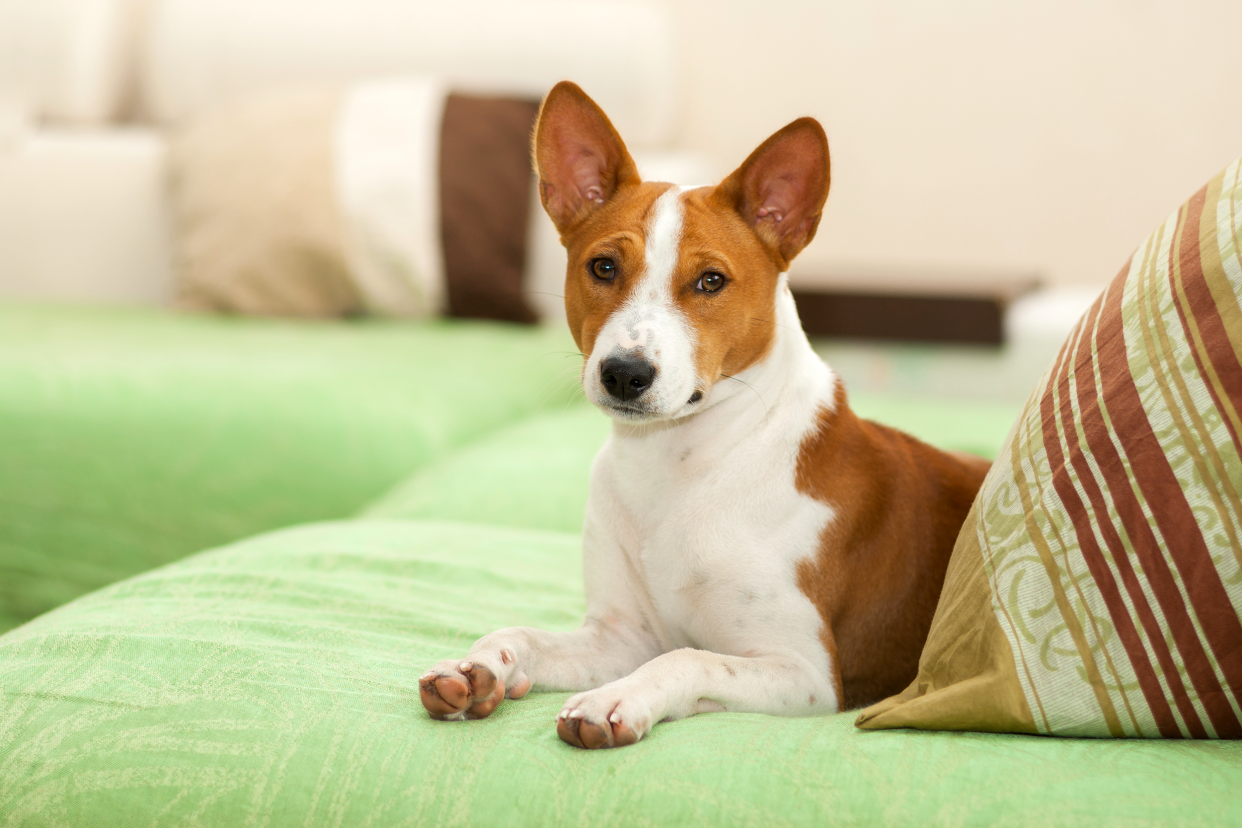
xmin=715 ymin=118 xmax=830 ymax=271
xmin=533 ymin=81 xmax=641 ymax=234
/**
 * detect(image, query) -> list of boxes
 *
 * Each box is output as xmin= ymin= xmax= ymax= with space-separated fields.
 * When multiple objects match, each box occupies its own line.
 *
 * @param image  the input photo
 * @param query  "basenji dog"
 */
xmin=419 ymin=81 xmax=990 ymax=749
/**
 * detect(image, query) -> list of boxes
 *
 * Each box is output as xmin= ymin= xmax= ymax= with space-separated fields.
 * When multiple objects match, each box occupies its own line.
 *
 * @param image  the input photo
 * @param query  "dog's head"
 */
xmin=534 ymin=81 xmax=830 ymax=422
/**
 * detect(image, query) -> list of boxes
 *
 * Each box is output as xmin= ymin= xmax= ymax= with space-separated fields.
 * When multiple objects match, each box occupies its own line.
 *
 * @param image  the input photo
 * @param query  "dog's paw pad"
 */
xmin=556 ymin=703 xmax=642 ymax=749
xmin=419 ymin=660 xmax=504 ymax=720
xmin=505 ymin=672 xmax=532 ymax=700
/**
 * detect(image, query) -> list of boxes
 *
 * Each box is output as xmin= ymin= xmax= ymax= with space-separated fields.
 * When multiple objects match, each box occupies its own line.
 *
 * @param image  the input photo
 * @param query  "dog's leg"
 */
xmin=420 ymin=475 xmax=667 ymax=724
xmin=418 ymin=615 xmax=659 ymax=723
xmin=555 ymin=647 xmax=838 ymax=749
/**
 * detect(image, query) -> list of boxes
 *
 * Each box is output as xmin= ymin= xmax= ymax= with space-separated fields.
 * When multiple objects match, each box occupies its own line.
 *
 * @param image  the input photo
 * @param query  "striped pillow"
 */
xmin=857 ymin=157 xmax=1242 ymax=738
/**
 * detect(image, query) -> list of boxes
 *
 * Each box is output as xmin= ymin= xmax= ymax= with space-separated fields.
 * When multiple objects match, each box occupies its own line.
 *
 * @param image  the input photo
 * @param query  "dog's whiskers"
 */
xmin=745 ymin=314 xmax=794 ymax=332
xmin=721 ymin=373 xmax=769 ymax=418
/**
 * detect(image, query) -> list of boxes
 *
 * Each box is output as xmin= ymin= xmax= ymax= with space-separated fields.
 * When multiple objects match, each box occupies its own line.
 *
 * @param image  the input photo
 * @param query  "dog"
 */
xmin=418 ymin=81 xmax=990 ymax=749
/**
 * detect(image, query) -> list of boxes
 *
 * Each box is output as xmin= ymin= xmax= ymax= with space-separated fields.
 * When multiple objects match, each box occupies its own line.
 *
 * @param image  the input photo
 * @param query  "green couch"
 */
xmin=1 ymin=303 xmax=1239 ymax=827
xmin=0 ymin=303 xmax=580 ymax=632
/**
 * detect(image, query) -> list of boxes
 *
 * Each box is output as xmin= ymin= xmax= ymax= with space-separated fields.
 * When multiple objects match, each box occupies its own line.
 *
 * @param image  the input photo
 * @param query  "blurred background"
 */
xmin=2 ymin=0 xmax=1240 ymax=402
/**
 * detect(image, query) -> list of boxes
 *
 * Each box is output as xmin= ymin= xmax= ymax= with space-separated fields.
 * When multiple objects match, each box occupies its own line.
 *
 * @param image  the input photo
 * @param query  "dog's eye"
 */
xmin=697 ymin=272 xmax=726 ymax=293
xmin=590 ymin=258 xmax=617 ymax=281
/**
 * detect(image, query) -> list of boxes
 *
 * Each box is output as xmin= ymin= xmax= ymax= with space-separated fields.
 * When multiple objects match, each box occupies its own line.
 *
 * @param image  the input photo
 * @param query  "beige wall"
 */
xmin=649 ymin=0 xmax=1242 ymax=290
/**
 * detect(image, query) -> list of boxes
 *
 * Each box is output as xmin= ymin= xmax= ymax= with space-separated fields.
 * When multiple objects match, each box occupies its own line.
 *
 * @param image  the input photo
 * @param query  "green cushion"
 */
xmin=362 ymin=393 xmax=1021 ymax=533
xmin=0 ymin=303 xmax=578 ymax=632
xmin=0 ymin=519 xmax=1238 ymax=826
xmin=362 ymin=407 xmax=608 ymax=532
xmin=849 ymin=390 xmax=1020 ymax=460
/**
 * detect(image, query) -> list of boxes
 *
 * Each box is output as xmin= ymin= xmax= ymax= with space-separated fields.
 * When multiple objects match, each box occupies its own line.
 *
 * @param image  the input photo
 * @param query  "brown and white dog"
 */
xmin=419 ymin=82 xmax=989 ymax=749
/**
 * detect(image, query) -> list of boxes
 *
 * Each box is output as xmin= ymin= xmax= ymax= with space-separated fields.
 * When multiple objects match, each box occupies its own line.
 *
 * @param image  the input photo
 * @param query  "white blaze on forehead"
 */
xmin=584 ymin=186 xmax=701 ymax=419
xmin=642 ymin=187 xmax=685 ymax=301
xmin=604 ymin=187 xmax=687 ymax=353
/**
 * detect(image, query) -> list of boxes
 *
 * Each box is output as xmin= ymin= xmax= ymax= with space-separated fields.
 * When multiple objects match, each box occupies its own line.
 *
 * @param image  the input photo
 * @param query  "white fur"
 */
xmin=425 ymin=181 xmax=846 ymax=742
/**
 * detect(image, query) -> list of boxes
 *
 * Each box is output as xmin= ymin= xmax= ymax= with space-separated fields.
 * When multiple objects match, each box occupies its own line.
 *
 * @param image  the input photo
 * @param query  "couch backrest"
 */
xmin=138 ymin=0 xmax=678 ymax=145
xmin=0 ymin=0 xmax=132 ymax=125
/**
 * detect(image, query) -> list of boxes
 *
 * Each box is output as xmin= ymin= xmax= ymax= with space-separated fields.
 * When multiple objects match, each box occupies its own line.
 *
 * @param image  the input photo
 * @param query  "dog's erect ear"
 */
xmin=533 ymin=81 xmax=641 ymax=234
xmin=715 ymin=118 xmax=830 ymax=270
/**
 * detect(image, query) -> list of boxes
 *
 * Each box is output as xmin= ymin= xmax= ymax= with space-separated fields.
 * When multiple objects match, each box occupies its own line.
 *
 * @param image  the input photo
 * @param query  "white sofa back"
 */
xmin=0 ymin=0 xmax=131 ymax=125
xmin=140 ymin=0 xmax=677 ymax=144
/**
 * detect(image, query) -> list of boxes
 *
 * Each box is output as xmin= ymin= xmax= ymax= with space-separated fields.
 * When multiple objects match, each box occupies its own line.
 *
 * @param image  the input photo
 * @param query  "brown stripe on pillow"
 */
xmin=1036 ymin=309 xmax=1148 ymax=737
xmin=1102 ymin=247 xmax=1242 ymax=738
xmin=439 ymin=94 xmax=540 ymax=323
xmin=1050 ymin=286 xmax=1205 ymax=738
xmin=1092 ymin=270 xmax=1238 ymax=737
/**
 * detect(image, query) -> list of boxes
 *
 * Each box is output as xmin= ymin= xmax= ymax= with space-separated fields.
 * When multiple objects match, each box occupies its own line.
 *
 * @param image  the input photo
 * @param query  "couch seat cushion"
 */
xmin=1 ymin=519 xmax=1239 ymax=826
xmin=361 ymin=407 xmax=610 ymax=533
xmin=362 ymin=392 xmax=1021 ymax=534
xmin=0 ymin=303 xmax=579 ymax=631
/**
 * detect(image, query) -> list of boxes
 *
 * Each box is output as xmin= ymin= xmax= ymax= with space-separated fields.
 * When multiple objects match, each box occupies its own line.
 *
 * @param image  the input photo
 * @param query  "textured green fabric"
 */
xmin=362 ymin=407 xmax=607 ymax=532
xmin=362 ymin=393 xmax=1020 ymax=534
xmin=0 ymin=519 xmax=1238 ymax=827
xmin=0 ymin=303 xmax=579 ymax=632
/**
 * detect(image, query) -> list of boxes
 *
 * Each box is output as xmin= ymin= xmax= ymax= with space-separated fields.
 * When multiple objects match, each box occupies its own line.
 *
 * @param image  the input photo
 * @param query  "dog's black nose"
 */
xmin=600 ymin=355 xmax=656 ymax=401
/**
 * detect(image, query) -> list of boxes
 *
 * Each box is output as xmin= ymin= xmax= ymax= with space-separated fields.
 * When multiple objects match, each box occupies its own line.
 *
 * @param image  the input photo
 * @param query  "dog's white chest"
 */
xmin=586 ymin=414 xmax=835 ymax=661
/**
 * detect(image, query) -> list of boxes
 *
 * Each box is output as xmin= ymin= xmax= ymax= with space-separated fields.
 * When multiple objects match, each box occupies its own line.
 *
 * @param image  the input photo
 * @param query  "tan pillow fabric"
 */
xmin=857 ymin=156 xmax=1242 ymax=738
xmin=169 ymin=82 xmax=538 ymax=322
xmin=171 ymin=88 xmax=362 ymax=317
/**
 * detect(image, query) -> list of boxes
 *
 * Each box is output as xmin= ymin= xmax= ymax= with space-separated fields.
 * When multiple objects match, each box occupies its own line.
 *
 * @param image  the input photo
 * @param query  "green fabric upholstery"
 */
xmin=1 ymin=519 xmax=1238 ymax=827
xmin=362 ymin=392 xmax=1021 ymax=534
xmin=361 ymin=407 xmax=608 ymax=532
xmin=0 ymin=303 xmax=579 ymax=632
xmin=847 ymin=390 xmax=1019 ymax=460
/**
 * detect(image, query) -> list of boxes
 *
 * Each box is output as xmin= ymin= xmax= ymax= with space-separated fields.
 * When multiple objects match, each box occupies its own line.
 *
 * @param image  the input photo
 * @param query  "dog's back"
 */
xmin=795 ymin=384 xmax=990 ymax=706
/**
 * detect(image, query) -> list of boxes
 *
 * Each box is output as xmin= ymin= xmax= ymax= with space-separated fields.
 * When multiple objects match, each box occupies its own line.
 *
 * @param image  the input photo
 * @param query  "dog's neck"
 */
xmin=608 ymin=275 xmax=836 ymax=459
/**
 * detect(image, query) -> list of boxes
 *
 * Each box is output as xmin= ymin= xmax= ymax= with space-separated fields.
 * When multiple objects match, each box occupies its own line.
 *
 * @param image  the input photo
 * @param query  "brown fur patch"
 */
xmin=794 ymin=381 xmax=990 ymax=709
xmin=675 ymin=187 xmax=784 ymax=384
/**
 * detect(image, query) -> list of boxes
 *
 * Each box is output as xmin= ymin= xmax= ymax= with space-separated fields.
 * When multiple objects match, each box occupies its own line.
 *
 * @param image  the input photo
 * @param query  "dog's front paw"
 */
xmin=556 ymin=686 xmax=653 ymax=749
xmin=420 ymin=656 xmax=528 ymax=721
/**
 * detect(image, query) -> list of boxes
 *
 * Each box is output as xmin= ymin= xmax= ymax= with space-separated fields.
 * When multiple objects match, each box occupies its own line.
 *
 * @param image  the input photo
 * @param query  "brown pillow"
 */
xmin=169 ymin=82 xmax=538 ymax=323
xmin=439 ymin=95 xmax=538 ymax=323
xmin=856 ymin=155 xmax=1242 ymax=738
